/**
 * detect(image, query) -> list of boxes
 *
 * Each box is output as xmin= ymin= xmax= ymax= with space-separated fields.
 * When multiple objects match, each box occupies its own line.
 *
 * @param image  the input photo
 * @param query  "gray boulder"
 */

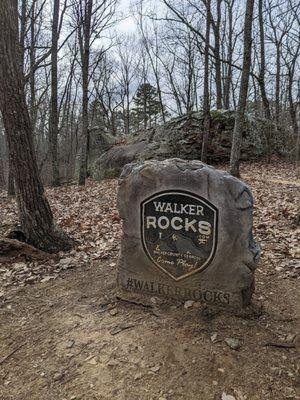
xmin=91 ymin=111 xmax=275 ymax=181
xmin=91 ymin=141 xmax=149 ymax=180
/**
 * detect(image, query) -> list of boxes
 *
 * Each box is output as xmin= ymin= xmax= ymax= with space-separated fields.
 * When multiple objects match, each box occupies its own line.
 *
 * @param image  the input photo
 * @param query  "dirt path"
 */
xmin=0 ymin=162 xmax=299 ymax=400
xmin=0 ymin=255 xmax=299 ymax=400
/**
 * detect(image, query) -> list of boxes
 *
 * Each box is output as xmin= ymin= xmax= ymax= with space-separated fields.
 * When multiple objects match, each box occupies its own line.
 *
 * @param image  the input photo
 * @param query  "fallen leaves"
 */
xmin=0 ymin=162 xmax=298 ymax=293
xmin=0 ymin=179 xmax=120 ymax=291
xmin=240 ymin=162 xmax=299 ymax=280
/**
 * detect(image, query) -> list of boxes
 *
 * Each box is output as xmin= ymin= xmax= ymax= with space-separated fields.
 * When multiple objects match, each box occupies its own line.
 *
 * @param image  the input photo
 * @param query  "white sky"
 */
xmin=117 ymin=0 xmax=137 ymax=33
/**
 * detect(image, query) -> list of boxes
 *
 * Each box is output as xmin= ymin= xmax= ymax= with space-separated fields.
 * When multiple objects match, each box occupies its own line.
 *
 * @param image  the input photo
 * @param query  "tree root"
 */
xmin=0 ymin=237 xmax=49 ymax=262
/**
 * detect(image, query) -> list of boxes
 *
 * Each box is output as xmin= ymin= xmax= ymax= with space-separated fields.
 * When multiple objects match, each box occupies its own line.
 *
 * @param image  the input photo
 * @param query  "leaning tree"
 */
xmin=0 ymin=0 xmax=75 ymax=252
xmin=229 ymin=0 xmax=255 ymax=177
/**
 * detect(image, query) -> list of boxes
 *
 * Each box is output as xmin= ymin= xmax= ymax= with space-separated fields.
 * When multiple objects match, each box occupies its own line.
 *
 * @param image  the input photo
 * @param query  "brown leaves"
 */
xmin=0 ymin=178 xmax=121 ymax=290
xmin=0 ymin=162 xmax=298 ymax=291
xmin=240 ymin=161 xmax=299 ymax=280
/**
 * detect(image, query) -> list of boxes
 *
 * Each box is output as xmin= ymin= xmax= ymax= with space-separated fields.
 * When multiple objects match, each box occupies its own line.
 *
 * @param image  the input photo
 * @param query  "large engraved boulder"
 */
xmin=117 ymin=159 xmax=260 ymax=308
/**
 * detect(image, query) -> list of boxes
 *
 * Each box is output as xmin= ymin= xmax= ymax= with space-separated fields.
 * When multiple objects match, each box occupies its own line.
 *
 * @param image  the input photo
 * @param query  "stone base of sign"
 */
xmin=117 ymin=159 xmax=260 ymax=308
xmin=116 ymin=273 xmax=254 ymax=308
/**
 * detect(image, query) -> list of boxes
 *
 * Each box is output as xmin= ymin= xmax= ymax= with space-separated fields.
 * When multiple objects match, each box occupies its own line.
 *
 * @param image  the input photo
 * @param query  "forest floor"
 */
xmin=0 ymin=161 xmax=299 ymax=400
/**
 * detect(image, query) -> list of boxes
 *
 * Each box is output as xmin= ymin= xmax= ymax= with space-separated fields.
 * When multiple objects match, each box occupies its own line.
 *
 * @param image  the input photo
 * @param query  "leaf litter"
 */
xmin=0 ymin=179 xmax=121 ymax=292
xmin=0 ymin=162 xmax=298 ymax=293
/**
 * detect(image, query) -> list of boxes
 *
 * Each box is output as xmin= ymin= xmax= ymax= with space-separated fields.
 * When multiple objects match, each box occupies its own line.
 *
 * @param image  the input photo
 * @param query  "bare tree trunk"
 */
xmin=20 ymin=0 xmax=27 ymax=71
xmin=49 ymin=0 xmax=60 ymax=186
xmin=229 ymin=0 xmax=254 ymax=177
xmin=275 ymin=43 xmax=281 ymax=128
xmin=223 ymin=0 xmax=233 ymax=110
xmin=78 ymin=0 xmax=93 ymax=186
xmin=0 ymin=159 xmax=5 ymax=188
xmin=258 ymin=0 xmax=272 ymax=162
xmin=287 ymin=68 xmax=299 ymax=155
xmin=214 ymin=0 xmax=222 ymax=109
xmin=258 ymin=0 xmax=271 ymax=120
xmin=282 ymin=34 xmax=300 ymax=164
xmin=7 ymin=159 xmax=15 ymax=196
xmin=201 ymin=0 xmax=211 ymax=163
xmin=29 ymin=1 xmax=37 ymax=132
xmin=125 ymin=80 xmax=130 ymax=135
xmin=0 ymin=0 xmax=75 ymax=252
xmin=296 ymin=103 xmax=300 ymax=176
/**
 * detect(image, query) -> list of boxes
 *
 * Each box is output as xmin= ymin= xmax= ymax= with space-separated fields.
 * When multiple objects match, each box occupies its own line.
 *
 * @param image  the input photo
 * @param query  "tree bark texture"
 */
xmin=201 ymin=0 xmax=211 ymax=163
xmin=223 ymin=0 xmax=233 ymax=110
xmin=78 ymin=0 xmax=93 ymax=186
xmin=258 ymin=0 xmax=271 ymax=120
xmin=229 ymin=0 xmax=254 ymax=176
xmin=49 ymin=0 xmax=60 ymax=186
xmin=7 ymin=159 xmax=15 ymax=196
xmin=0 ymin=0 xmax=75 ymax=252
xmin=214 ymin=0 xmax=223 ymax=109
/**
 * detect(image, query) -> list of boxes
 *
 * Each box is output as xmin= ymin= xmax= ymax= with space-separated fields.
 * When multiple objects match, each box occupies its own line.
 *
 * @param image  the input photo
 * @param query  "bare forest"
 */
xmin=0 ymin=0 xmax=299 ymax=188
xmin=0 ymin=1 xmax=299 ymax=399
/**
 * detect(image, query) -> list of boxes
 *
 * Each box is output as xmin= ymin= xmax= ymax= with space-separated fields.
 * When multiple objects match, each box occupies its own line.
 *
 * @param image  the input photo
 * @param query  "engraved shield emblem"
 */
xmin=141 ymin=190 xmax=218 ymax=281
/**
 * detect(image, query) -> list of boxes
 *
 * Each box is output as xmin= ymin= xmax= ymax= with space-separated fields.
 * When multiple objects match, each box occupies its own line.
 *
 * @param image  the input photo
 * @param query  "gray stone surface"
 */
xmin=91 ymin=111 xmax=275 ymax=181
xmin=91 ymin=141 xmax=149 ymax=180
xmin=117 ymin=158 xmax=260 ymax=308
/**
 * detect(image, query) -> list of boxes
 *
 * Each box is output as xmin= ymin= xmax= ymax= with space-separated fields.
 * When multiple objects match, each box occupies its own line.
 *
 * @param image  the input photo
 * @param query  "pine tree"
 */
xmin=132 ymin=83 xmax=163 ymax=130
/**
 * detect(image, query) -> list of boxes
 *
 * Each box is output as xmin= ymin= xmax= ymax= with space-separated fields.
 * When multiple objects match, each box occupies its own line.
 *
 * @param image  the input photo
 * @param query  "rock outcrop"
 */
xmin=91 ymin=110 xmax=274 ymax=181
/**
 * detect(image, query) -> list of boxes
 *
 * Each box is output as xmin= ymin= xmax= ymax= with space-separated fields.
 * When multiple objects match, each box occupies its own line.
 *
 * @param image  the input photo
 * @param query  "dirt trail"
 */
xmin=0 ymin=255 xmax=299 ymax=400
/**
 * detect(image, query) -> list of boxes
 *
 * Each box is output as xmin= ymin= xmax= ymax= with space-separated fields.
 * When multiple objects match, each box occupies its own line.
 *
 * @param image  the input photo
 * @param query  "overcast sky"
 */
xmin=117 ymin=0 xmax=136 ymax=33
